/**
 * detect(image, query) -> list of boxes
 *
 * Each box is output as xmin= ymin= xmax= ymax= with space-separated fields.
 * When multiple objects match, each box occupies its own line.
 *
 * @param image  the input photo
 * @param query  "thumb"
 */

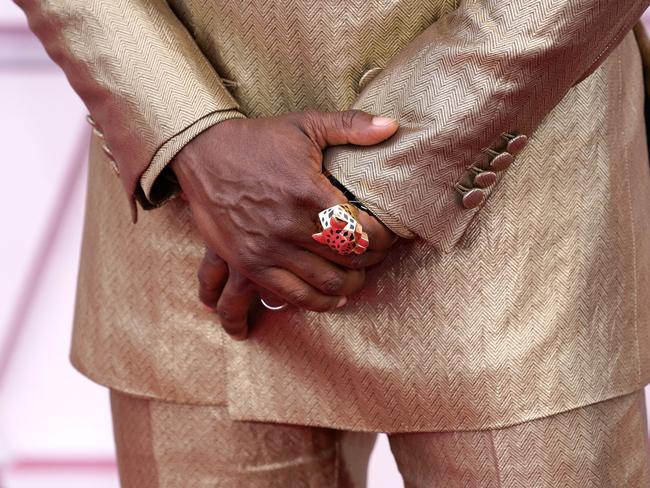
xmin=301 ymin=110 xmax=398 ymax=149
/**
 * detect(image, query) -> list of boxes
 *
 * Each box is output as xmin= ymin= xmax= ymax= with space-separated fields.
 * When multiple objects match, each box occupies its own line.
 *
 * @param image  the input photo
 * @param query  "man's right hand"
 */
xmin=171 ymin=110 xmax=398 ymax=313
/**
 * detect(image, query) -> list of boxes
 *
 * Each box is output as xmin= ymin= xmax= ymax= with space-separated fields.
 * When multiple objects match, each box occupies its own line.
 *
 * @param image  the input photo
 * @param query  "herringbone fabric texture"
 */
xmin=110 ymin=390 xmax=377 ymax=488
xmin=111 ymin=389 xmax=650 ymax=487
xmin=16 ymin=0 xmax=650 ymax=432
xmin=15 ymin=0 xmax=242 ymax=215
xmin=388 ymin=390 xmax=650 ymax=487
xmin=325 ymin=0 xmax=650 ymax=248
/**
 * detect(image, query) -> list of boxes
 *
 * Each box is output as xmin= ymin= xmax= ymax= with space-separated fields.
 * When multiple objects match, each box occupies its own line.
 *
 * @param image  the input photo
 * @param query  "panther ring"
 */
xmin=311 ymin=203 xmax=369 ymax=255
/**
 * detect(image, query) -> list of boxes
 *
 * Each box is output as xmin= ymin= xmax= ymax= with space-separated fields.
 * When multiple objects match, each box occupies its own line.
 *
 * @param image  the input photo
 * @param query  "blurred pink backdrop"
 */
xmin=1 ymin=3 xmax=649 ymax=487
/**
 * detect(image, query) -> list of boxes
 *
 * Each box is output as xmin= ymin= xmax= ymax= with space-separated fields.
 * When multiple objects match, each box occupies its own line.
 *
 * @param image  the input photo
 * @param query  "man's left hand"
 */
xmin=198 ymin=210 xmax=397 ymax=340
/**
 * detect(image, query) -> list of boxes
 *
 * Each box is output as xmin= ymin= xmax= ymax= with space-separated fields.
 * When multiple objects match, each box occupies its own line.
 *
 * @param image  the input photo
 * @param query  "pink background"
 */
xmin=1 ymin=4 xmax=648 ymax=486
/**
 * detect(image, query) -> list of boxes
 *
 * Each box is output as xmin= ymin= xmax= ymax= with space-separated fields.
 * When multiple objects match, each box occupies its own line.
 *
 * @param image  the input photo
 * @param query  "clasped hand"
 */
xmin=171 ymin=110 xmax=399 ymax=339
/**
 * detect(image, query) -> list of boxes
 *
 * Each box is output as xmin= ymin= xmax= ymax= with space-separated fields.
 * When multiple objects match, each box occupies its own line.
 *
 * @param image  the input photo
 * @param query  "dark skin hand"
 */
xmin=171 ymin=110 xmax=399 ymax=339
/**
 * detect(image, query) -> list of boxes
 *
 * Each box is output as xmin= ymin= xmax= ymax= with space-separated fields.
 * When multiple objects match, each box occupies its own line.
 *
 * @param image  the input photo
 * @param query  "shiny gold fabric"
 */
xmin=15 ymin=0 xmax=243 ymax=215
xmin=15 ymin=0 xmax=650 ymax=431
xmin=110 ymin=390 xmax=377 ymax=488
xmin=111 ymin=389 xmax=650 ymax=487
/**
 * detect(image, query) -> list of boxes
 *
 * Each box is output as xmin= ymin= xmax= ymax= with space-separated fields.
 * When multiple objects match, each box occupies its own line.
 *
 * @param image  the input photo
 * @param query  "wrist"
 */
xmin=169 ymin=147 xmax=198 ymax=189
xmin=169 ymin=120 xmax=230 ymax=191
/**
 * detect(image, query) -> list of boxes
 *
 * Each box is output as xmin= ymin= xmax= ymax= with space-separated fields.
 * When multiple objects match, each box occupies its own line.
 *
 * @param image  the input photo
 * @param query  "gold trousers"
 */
xmin=111 ymin=389 xmax=650 ymax=487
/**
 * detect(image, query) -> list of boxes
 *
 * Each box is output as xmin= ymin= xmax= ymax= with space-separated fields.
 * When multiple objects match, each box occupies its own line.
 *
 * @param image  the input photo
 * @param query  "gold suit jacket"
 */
xmin=17 ymin=0 xmax=650 ymax=431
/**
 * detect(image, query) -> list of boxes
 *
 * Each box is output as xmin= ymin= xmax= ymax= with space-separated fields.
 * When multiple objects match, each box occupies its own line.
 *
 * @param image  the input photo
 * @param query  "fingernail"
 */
xmin=337 ymin=297 xmax=348 ymax=308
xmin=371 ymin=116 xmax=396 ymax=127
xmin=202 ymin=303 xmax=214 ymax=312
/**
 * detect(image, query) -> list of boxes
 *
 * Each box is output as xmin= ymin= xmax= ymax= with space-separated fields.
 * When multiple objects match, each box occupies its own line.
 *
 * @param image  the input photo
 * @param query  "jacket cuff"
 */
xmin=324 ymin=130 xmax=529 ymax=250
xmin=325 ymin=164 xmax=417 ymax=240
xmin=138 ymin=109 xmax=246 ymax=208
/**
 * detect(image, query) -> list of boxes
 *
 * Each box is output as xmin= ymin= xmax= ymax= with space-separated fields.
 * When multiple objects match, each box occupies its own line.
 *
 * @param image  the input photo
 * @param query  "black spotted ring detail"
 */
xmin=311 ymin=204 xmax=369 ymax=255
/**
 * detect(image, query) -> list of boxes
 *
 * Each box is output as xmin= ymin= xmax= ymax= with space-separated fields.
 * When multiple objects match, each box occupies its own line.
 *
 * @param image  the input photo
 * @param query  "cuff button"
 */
xmin=358 ymin=67 xmax=383 ymax=91
xmin=101 ymin=143 xmax=114 ymax=158
xmin=485 ymin=149 xmax=514 ymax=171
xmin=470 ymin=167 xmax=498 ymax=188
xmin=108 ymin=158 xmax=120 ymax=176
xmin=456 ymin=184 xmax=485 ymax=209
xmin=501 ymin=133 xmax=528 ymax=155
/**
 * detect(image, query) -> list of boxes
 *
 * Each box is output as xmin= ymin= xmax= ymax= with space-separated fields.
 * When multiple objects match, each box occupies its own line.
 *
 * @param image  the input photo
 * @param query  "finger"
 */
xmin=279 ymin=248 xmax=366 ymax=296
xmin=301 ymin=229 xmax=389 ymax=269
xmin=216 ymin=269 xmax=257 ymax=340
xmin=303 ymin=177 xmax=394 ymax=261
xmin=247 ymin=288 xmax=286 ymax=328
xmin=300 ymin=110 xmax=399 ymax=149
xmin=304 ymin=242 xmax=389 ymax=270
xmin=295 ymin=200 xmax=390 ymax=270
xmin=258 ymin=289 xmax=286 ymax=308
xmin=197 ymin=248 xmax=229 ymax=310
xmin=356 ymin=210 xmax=398 ymax=251
xmin=253 ymin=267 xmax=348 ymax=312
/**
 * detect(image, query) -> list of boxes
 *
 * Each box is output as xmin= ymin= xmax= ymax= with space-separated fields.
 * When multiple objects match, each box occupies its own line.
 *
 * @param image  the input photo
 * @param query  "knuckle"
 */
xmin=340 ymin=110 xmax=358 ymax=131
xmin=204 ymin=248 xmax=221 ymax=265
xmin=242 ymin=261 xmax=270 ymax=285
xmin=241 ymin=238 xmax=262 ymax=255
xmin=286 ymin=288 xmax=311 ymax=306
xmin=238 ymin=250 xmax=265 ymax=275
xmin=302 ymin=109 xmax=320 ymax=124
xmin=319 ymin=274 xmax=345 ymax=295
xmin=294 ymin=189 xmax=326 ymax=215
xmin=301 ymin=110 xmax=324 ymax=135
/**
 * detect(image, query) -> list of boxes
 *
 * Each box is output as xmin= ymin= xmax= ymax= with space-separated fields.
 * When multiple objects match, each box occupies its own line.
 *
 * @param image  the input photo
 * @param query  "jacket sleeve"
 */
xmin=15 ymin=0 xmax=246 ymax=219
xmin=323 ymin=0 xmax=650 ymax=251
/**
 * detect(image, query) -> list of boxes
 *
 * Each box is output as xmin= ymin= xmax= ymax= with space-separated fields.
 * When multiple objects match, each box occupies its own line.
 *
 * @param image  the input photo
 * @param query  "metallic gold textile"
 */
xmin=389 ymin=390 xmax=650 ymax=487
xmin=110 ymin=389 xmax=377 ymax=488
xmin=111 ymin=389 xmax=650 ymax=487
xmin=15 ymin=0 xmax=244 ymax=216
xmin=14 ymin=0 xmax=650 ymax=431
